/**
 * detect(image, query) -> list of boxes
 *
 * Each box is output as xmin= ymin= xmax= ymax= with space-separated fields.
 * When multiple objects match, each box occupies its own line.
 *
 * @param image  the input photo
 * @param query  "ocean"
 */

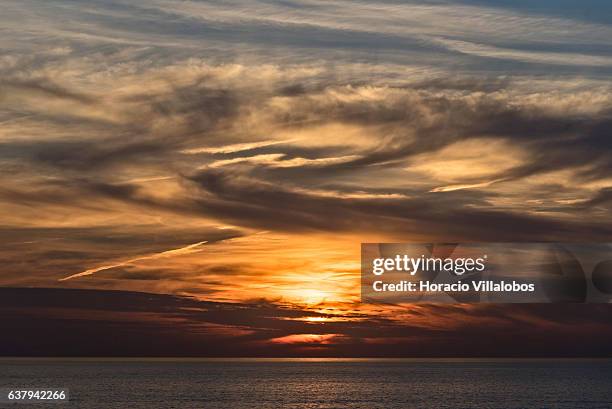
xmin=1 ymin=358 xmax=611 ymax=408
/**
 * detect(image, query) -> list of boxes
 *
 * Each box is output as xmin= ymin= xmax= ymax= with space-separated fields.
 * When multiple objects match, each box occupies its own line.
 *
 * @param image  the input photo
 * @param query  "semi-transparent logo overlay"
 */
xmin=361 ymin=243 xmax=612 ymax=303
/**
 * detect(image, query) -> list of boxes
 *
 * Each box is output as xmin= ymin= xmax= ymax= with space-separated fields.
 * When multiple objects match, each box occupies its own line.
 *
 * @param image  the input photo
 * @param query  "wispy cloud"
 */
xmin=430 ymin=180 xmax=499 ymax=193
xmin=183 ymin=140 xmax=294 ymax=155
xmin=59 ymin=241 xmax=209 ymax=281
xmin=432 ymin=37 xmax=612 ymax=66
xmin=1 ymin=0 xmax=611 ymax=308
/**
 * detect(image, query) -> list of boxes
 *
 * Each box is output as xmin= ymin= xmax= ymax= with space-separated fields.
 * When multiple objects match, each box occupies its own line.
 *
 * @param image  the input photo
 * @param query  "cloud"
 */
xmin=430 ymin=181 xmax=498 ymax=193
xmin=2 ymin=287 xmax=612 ymax=357
xmin=0 ymin=224 xmax=243 ymax=289
xmin=432 ymin=37 xmax=612 ymax=67
xmin=182 ymin=168 xmax=612 ymax=241
xmin=59 ymin=240 xmax=209 ymax=281
xmin=1 ymin=0 xmax=612 ymax=308
xmin=3 ymin=61 xmax=612 ymax=300
xmin=206 ymin=153 xmax=360 ymax=169
xmin=182 ymin=139 xmax=294 ymax=154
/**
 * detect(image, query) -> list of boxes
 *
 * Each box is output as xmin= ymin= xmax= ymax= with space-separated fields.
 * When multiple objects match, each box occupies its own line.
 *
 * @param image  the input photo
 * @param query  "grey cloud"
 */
xmin=0 ymin=225 xmax=244 ymax=286
xmin=177 ymin=168 xmax=612 ymax=241
xmin=0 ymin=79 xmax=95 ymax=104
xmin=3 ymin=71 xmax=612 ymax=242
xmin=2 ymin=0 xmax=612 ymax=302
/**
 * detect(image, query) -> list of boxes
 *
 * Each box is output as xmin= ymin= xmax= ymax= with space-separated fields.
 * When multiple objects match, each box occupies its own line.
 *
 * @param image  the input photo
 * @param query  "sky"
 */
xmin=1 ymin=0 xmax=612 ymax=356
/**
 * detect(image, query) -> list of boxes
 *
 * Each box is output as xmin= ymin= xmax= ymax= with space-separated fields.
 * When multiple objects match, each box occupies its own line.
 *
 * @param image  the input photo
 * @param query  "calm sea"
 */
xmin=1 ymin=358 xmax=611 ymax=408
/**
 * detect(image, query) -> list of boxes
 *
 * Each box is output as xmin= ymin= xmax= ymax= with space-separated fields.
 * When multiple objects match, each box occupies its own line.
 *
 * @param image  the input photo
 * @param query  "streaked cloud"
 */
xmin=432 ymin=37 xmax=612 ymax=67
xmin=59 ymin=241 xmax=209 ymax=281
xmin=3 ymin=287 xmax=612 ymax=356
xmin=430 ymin=181 xmax=499 ymax=193
xmin=1 ymin=0 xmax=611 ymax=354
xmin=183 ymin=140 xmax=294 ymax=155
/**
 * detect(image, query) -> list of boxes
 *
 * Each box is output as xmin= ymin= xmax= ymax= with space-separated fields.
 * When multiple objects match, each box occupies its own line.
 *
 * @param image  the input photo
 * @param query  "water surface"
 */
xmin=1 ymin=358 xmax=611 ymax=408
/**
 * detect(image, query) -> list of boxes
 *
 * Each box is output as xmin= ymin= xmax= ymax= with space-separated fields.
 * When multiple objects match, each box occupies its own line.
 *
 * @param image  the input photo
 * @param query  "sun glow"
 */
xmin=135 ymin=232 xmax=364 ymax=307
xmin=291 ymin=289 xmax=332 ymax=305
xmin=303 ymin=316 xmax=330 ymax=323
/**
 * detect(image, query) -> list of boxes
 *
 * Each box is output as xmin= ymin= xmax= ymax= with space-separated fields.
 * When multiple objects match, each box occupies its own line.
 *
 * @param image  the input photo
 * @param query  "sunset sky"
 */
xmin=2 ymin=0 xmax=612 ymax=356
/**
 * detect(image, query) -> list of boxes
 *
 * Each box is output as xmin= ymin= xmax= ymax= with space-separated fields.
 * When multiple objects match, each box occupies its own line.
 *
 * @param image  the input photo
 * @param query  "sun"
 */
xmin=294 ymin=289 xmax=331 ymax=305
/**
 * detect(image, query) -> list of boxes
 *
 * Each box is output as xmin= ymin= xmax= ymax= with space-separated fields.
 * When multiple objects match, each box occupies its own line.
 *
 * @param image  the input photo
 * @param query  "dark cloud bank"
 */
xmin=1 ymin=288 xmax=611 ymax=357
